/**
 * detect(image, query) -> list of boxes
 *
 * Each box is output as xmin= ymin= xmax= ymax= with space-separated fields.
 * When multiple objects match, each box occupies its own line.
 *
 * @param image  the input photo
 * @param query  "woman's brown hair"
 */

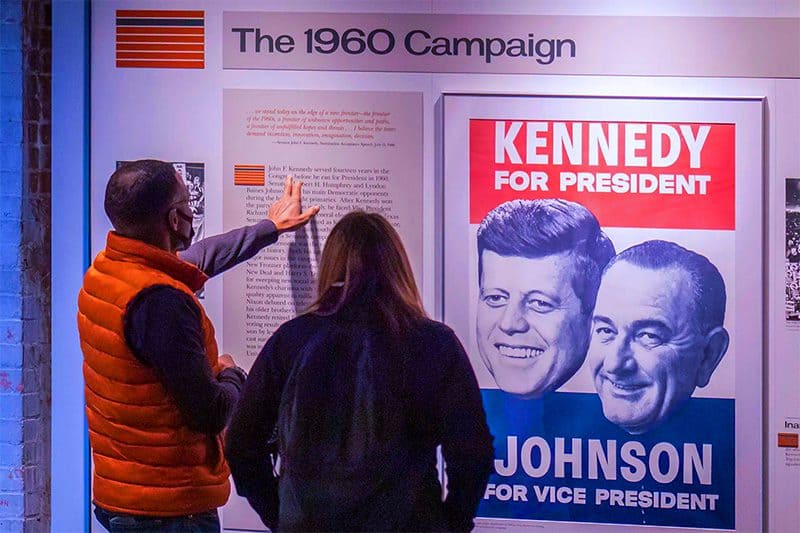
xmin=308 ymin=211 xmax=426 ymax=332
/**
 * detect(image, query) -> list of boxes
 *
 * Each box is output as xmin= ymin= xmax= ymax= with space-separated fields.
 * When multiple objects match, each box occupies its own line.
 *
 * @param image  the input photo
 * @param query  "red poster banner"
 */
xmin=469 ymin=119 xmax=735 ymax=229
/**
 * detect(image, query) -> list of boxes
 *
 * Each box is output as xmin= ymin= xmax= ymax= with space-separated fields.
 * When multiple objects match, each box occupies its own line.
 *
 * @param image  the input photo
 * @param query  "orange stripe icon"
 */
xmin=115 ymin=10 xmax=204 ymax=69
xmin=778 ymin=432 xmax=799 ymax=448
xmin=234 ymin=165 xmax=266 ymax=186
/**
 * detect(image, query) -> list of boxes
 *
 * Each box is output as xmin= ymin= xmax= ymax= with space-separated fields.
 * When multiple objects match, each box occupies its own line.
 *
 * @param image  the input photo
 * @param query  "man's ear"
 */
xmin=696 ymin=326 xmax=729 ymax=388
xmin=166 ymin=207 xmax=179 ymax=232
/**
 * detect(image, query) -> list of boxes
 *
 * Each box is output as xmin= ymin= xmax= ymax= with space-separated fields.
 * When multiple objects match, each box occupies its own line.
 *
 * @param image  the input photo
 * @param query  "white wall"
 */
xmin=50 ymin=0 xmax=800 ymax=531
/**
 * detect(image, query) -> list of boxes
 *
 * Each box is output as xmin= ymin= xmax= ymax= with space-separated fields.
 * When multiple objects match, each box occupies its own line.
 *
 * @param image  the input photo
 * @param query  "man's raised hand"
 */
xmin=267 ymin=175 xmax=320 ymax=233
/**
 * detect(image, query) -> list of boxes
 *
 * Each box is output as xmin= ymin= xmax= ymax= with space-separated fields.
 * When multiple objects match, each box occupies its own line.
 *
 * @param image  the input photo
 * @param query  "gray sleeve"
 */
xmin=179 ymin=220 xmax=279 ymax=278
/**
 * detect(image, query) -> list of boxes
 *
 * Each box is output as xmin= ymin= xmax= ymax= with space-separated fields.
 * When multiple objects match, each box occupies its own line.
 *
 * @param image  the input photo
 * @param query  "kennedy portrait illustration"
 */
xmin=475 ymin=199 xmax=614 ymax=398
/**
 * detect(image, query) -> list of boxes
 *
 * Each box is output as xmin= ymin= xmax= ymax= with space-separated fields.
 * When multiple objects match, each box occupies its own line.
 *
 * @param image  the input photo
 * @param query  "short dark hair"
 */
xmin=477 ymin=199 xmax=615 ymax=315
xmin=607 ymin=240 xmax=726 ymax=334
xmin=104 ymin=159 xmax=180 ymax=231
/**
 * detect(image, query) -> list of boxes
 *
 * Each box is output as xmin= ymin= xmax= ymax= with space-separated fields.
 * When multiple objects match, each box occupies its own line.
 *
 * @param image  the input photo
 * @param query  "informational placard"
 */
xmin=221 ymin=88 xmax=423 ymax=530
xmin=222 ymin=88 xmax=423 ymax=362
xmin=443 ymin=94 xmax=763 ymax=531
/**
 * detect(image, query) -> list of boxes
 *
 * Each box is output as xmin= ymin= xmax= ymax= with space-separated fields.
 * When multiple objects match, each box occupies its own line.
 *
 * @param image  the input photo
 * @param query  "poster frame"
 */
xmin=440 ymin=92 xmax=765 ymax=532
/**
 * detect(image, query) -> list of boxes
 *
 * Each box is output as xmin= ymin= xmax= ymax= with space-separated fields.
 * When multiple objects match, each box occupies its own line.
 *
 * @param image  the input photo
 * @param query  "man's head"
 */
xmin=105 ymin=159 xmax=194 ymax=251
xmin=588 ymin=240 xmax=729 ymax=434
xmin=476 ymin=199 xmax=615 ymax=398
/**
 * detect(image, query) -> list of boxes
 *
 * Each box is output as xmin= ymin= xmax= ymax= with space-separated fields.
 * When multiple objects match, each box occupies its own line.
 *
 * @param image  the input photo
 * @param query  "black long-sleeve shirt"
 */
xmin=123 ymin=220 xmax=278 ymax=434
xmin=225 ymin=313 xmax=494 ymax=531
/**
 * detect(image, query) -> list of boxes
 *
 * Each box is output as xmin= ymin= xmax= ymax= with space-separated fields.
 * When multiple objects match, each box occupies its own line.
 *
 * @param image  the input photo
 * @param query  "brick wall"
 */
xmin=0 ymin=0 xmax=51 ymax=530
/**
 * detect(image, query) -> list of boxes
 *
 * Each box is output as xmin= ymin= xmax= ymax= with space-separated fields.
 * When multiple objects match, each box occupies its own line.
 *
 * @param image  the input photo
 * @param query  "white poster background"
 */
xmin=442 ymin=94 xmax=763 ymax=532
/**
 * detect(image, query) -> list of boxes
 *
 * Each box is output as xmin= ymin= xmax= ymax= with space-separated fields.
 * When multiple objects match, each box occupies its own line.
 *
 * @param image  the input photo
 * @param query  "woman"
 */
xmin=225 ymin=211 xmax=493 ymax=532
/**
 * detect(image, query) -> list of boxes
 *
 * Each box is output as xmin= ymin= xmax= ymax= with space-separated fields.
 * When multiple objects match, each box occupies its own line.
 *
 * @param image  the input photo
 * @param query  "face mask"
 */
xmin=172 ymin=208 xmax=195 ymax=251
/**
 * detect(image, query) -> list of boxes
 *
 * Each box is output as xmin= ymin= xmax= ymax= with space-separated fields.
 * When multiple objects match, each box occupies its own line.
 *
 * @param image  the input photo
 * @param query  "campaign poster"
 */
xmin=442 ymin=95 xmax=763 ymax=531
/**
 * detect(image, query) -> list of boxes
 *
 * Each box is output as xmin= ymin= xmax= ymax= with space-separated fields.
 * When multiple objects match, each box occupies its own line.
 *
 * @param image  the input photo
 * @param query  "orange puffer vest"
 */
xmin=77 ymin=232 xmax=230 ymax=516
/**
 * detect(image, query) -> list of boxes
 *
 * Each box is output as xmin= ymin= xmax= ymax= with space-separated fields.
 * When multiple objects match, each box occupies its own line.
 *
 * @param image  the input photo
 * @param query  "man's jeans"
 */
xmin=94 ymin=506 xmax=220 ymax=532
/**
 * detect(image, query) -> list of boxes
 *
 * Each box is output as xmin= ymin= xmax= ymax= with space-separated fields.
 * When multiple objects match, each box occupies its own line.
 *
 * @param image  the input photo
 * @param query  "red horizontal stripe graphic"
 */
xmin=778 ymin=433 xmax=799 ymax=448
xmin=117 ymin=27 xmax=204 ymax=35
xmin=117 ymin=51 xmax=204 ymax=60
xmin=116 ymin=35 xmax=204 ymax=43
xmin=116 ymin=60 xmax=205 ymax=69
xmin=116 ymin=10 xmax=204 ymax=18
xmin=117 ymin=43 xmax=204 ymax=51
xmin=234 ymin=163 xmax=266 ymax=186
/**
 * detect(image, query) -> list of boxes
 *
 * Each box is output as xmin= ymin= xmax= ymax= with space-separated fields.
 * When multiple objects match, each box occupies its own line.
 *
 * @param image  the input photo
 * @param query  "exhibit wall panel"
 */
xmin=768 ymin=78 xmax=800 ymax=532
xmin=80 ymin=1 xmax=800 ymax=531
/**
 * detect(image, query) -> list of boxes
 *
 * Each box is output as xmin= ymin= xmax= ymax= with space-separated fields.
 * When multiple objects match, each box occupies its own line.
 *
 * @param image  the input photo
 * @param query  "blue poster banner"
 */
xmin=478 ymin=390 xmax=735 ymax=529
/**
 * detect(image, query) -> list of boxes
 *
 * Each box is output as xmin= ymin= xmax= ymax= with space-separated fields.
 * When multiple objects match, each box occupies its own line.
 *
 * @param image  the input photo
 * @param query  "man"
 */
xmin=475 ymin=199 xmax=615 ymax=398
xmin=77 ymin=159 xmax=318 ymax=531
xmin=588 ymin=240 xmax=729 ymax=434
